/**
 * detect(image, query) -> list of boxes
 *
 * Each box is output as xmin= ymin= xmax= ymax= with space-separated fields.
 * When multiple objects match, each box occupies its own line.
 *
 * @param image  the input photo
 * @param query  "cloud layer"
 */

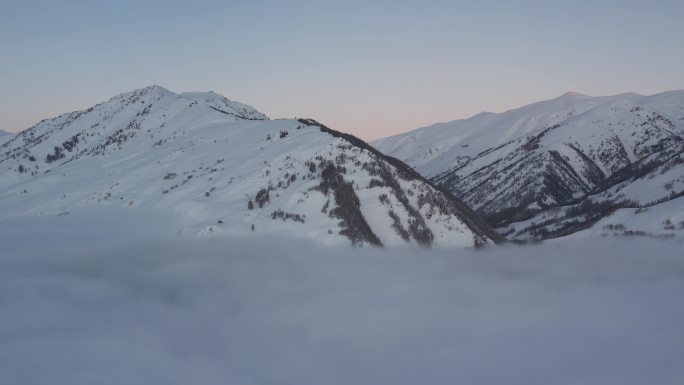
xmin=1 ymin=211 xmax=683 ymax=384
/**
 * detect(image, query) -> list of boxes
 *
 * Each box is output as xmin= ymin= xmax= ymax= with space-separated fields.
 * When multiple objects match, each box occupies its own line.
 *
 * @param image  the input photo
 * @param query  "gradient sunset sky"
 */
xmin=2 ymin=0 xmax=684 ymax=140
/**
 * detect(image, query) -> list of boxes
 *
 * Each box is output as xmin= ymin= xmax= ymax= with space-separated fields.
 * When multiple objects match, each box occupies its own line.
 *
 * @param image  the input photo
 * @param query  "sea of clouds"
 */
xmin=1 ymin=209 xmax=683 ymax=385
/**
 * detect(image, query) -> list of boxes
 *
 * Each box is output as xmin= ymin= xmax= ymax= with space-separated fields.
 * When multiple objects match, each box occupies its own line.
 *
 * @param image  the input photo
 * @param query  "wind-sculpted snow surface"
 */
xmin=0 ymin=86 xmax=496 ymax=247
xmin=1 ymin=210 xmax=683 ymax=385
xmin=375 ymin=91 xmax=684 ymax=240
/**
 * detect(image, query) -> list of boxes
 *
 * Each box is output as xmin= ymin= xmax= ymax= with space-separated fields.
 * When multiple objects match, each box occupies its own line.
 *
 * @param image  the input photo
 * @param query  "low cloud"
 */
xmin=1 ymin=211 xmax=683 ymax=385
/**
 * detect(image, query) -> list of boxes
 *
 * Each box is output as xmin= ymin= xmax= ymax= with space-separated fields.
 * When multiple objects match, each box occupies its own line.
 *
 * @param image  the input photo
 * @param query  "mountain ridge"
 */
xmin=374 ymin=91 xmax=684 ymax=240
xmin=0 ymin=86 xmax=499 ymax=247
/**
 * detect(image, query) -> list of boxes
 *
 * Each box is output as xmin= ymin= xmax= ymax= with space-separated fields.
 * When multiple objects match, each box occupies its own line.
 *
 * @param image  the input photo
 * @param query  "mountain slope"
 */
xmin=374 ymin=91 xmax=684 ymax=240
xmin=0 ymin=86 xmax=498 ymax=247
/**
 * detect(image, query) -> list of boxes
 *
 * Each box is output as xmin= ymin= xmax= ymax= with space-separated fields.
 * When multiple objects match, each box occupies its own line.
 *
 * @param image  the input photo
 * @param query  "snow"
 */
xmin=573 ymin=196 xmax=684 ymax=238
xmin=1 ymin=209 xmax=683 ymax=385
xmin=372 ymin=90 xmax=684 ymax=177
xmin=372 ymin=91 xmax=647 ymax=176
xmin=0 ymin=86 xmax=485 ymax=247
xmin=374 ymin=90 xmax=684 ymax=239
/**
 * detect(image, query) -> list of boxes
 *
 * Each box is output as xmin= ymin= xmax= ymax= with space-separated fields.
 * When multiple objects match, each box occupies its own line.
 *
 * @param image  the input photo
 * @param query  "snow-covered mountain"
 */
xmin=0 ymin=85 xmax=499 ymax=247
xmin=374 ymin=91 xmax=684 ymax=240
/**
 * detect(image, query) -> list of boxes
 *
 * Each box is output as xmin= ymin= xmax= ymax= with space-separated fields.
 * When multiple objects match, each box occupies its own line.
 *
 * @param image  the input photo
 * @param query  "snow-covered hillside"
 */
xmin=374 ymin=91 xmax=684 ymax=240
xmin=0 ymin=86 xmax=498 ymax=247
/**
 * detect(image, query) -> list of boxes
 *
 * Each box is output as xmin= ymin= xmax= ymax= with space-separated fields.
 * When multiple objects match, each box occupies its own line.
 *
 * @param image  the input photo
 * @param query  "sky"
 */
xmin=2 ymin=0 xmax=684 ymax=140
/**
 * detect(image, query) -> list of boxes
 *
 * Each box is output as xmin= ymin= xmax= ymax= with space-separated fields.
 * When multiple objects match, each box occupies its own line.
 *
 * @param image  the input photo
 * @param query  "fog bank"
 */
xmin=1 ymin=212 xmax=683 ymax=384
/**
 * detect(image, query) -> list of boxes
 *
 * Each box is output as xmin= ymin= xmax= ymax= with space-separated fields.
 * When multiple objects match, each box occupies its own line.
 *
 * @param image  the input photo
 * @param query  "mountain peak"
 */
xmin=144 ymin=84 xmax=172 ymax=92
xmin=103 ymin=85 xmax=269 ymax=121
xmin=375 ymin=89 xmax=684 ymax=242
xmin=143 ymin=84 xmax=175 ymax=96
xmin=561 ymin=91 xmax=587 ymax=98
xmin=111 ymin=85 xmax=176 ymax=102
xmin=0 ymin=88 xmax=497 ymax=248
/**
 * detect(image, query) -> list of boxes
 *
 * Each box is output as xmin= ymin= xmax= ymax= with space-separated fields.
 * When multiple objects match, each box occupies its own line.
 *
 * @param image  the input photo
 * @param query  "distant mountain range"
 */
xmin=0 ymin=86 xmax=498 ymax=247
xmin=374 ymin=91 xmax=684 ymax=240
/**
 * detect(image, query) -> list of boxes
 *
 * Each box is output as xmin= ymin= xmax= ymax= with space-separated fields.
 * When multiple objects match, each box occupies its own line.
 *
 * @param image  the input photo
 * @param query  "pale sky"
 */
xmin=2 ymin=0 xmax=683 ymax=140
